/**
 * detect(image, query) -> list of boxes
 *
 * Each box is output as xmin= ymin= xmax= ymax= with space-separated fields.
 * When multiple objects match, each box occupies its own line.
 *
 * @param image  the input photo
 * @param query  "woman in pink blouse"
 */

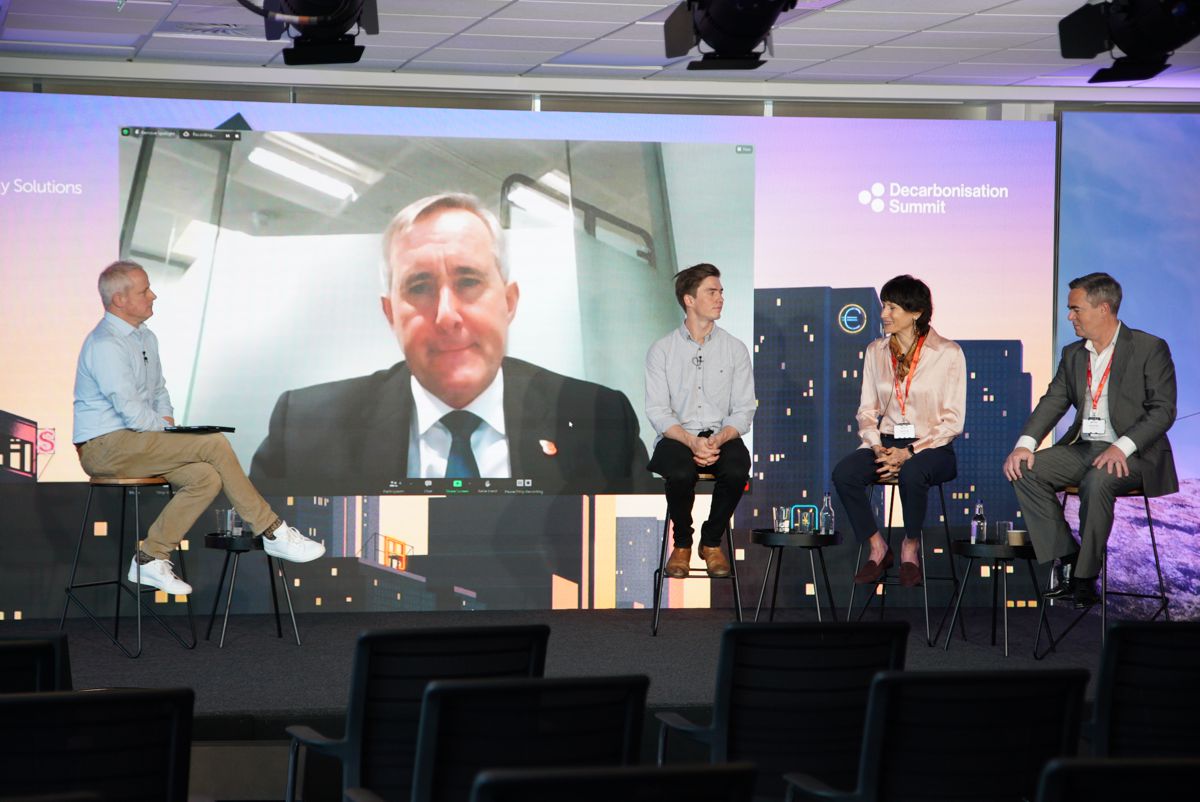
xmin=832 ymin=275 xmax=967 ymax=587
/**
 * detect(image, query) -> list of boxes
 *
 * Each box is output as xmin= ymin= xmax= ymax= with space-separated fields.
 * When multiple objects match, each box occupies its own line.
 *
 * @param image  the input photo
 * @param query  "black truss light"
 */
xmin=664 ymin=0 xmax=798 ymax=71
xmin=237 ymin=0 xmax=379 ymax=65
xmin=1059 ymin=0 xmax=1200 ymax=83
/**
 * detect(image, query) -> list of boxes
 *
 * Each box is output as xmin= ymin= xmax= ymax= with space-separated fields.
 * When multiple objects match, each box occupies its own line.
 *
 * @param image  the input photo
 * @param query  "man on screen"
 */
xmin=251 ymin=192 xmax=648 ymax=494
xmin=1003 ymin=272 xmax=1177 ymax=608
xmin=645 ymin=264 xmax=755 ymax=578
xmin=73 ymin=261 xmax=325 ymax=597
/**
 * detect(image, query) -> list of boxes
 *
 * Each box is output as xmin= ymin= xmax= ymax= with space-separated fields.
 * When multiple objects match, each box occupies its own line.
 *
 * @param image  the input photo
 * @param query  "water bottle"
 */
xmin=819 ymin=491 xmax=835 ymax=535
xmin=970 ymin=501 xmax=987 ymax=544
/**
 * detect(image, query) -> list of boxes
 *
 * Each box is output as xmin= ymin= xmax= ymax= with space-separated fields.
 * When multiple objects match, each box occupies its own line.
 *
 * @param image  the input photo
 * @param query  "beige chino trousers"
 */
xmin=79 ymin=430 xmax=276 ymax=560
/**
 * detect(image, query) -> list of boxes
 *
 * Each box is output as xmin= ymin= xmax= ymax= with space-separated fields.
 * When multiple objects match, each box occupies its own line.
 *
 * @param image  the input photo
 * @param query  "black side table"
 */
xmin=750 ymin=529 xmax=840 ymax=622
xmin=204 ymin=533 xmax=301 ymax=648
xmin=943 ymin=540 xmax=1051 ymax=657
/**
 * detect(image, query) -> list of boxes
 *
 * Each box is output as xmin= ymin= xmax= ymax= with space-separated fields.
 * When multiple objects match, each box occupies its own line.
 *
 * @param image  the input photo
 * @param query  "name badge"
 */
xmin=1082 ymin=417 xmax=1106 ymax=436
xmin=893 ymin=421 xmax=916 ymax=439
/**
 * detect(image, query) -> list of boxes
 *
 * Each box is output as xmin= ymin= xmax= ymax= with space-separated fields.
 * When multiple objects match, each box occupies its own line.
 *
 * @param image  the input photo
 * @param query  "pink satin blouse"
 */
xmin=855 ymin=327 xmax=967 ymax=453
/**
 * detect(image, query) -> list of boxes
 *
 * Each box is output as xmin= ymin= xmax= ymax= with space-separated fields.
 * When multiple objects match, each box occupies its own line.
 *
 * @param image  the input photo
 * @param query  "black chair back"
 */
xmin=471 ymin=764 xmax=757 ymax=802
xmin=1036 ymin=757 xmax=1200 ymax=802
xmin=0 ymin=634 xmax=72 ymax=692
xmin=860 ymin=670 xmax=1088 ymax=802
xmin=412 ymin=675 xmax=649 ymax=802
xmin=1093 ymin=621 xmax=1200 ymax=758
xmin=346 ymin=625 xmax=550 ymax=799
xmin=0 ymin=687 xmax=193 ymax=802
xmin=715 ymin=621 xmax=908 ymax=793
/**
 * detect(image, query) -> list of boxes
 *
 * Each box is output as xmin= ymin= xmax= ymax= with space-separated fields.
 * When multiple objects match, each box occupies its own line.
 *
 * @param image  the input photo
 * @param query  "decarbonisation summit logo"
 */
xmin=858 ymin=180 xmax=1009 ymax=215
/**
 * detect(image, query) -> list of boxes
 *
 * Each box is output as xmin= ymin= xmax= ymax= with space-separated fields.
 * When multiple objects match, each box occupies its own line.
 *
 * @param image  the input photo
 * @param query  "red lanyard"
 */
xmin=891 ymin=335 xmax=926 ymax=417
xmin=1086 ymin=353 xmax=1114 ymax=413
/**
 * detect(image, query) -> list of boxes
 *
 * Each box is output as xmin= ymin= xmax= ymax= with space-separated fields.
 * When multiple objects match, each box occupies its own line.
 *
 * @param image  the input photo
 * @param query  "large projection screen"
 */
xmin=0 ymin=92 xmax=1056 ymax=614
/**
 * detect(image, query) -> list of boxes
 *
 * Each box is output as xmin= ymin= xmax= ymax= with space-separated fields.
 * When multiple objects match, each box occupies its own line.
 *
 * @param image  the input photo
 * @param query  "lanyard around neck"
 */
xmin=891 ymin=335 xmax=926 ymax=417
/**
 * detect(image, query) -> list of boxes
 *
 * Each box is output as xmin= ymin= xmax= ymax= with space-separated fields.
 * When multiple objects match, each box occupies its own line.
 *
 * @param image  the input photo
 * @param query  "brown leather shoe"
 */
xmin=853 ymin=550 xmax=893 ymax=584
xmin=898 ymin=560 xmax=922 ymax=588
xmin=699 ymin=545 xmax=731 ymax=578
xmin=665 ymin=547 xmax=692 ymax=578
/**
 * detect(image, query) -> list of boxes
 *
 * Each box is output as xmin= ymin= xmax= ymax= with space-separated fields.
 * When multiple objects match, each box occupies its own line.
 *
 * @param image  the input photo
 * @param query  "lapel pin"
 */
xmin=539 ymin=439 xmax=558 ymax=456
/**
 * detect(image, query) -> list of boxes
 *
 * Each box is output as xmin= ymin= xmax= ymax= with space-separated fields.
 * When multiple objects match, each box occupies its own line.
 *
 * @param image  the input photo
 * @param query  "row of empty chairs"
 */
xmin=3 ymin=622 xmax=1199 ymax=801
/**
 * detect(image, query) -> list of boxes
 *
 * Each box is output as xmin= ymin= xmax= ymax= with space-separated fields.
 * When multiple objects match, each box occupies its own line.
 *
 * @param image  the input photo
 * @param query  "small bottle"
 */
xmin=819 ymin=491 xmax=835 ymax=535
xmin=970 ymin=501 xmax=987 ymax=544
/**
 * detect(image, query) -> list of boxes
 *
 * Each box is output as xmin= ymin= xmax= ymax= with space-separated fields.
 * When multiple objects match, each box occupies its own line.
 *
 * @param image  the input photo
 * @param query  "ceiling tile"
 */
xmin=838 ymin=46 xmax=994 ymax=62
xmin=772 ymin=26 xmax=906 ymax=47
xmin=491 ymin=1 xmax=662 ymax=24
xmin=932 ymin=13 xmax=1060 ymax=35
xmin=441 ymin=33 xmax=594 ymax=51
xmin=883 ymin=29 xmax=1046 ymax=49
xmin=5 ymin=12 xmax=159 ymax=35
xmin=814 ymin=10 xmax=964 ymax=31
xmin=465 ymin=17 xmax=624 ymax=38
xmin=419 ymin=48 xmax=556 ymax=65
xmin=831 ymin=0 xmax=1008 ymax=12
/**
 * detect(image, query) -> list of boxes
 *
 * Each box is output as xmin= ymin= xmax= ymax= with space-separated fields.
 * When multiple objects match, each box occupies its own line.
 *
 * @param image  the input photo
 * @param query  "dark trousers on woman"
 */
xmin=648 ymin=437 xmax=751 ymax=548
xmin=831 ymin=435 xmax=957 ymax=544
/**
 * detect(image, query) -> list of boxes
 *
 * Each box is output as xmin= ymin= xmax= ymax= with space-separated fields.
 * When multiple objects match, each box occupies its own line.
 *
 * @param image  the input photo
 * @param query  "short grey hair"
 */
xmin=1069 ymin=272 xmax=1122 ymax=315
xmin=380 ymin=192 xmax=507 ymax=294
xmin=98 ymin=260 xmax=146 ymax=308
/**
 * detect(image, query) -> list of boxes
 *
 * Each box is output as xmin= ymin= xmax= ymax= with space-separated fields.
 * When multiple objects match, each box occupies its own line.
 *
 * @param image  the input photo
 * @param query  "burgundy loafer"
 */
xmin=853 ymin=550 xmax=893 ymax=584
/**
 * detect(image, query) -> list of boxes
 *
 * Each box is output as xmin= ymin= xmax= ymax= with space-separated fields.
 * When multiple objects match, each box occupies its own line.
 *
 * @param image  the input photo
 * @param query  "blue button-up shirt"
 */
xmin=644 ymin=323 xmax=755 ymax=442
xmin=73 ymin=311 xmax=173 ymax=444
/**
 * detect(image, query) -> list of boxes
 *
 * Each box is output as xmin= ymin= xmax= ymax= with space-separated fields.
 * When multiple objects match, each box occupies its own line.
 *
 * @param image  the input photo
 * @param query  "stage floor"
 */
xmin=12 ymin=604 xmax=1102 ymax=732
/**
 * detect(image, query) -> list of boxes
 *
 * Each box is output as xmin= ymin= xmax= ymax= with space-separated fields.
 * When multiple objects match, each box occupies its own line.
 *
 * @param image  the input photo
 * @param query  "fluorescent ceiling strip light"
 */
xmin=264 ymin=131 xmax=385 ymax=185
xmin=247 ymin=148 xmax=357 ymax=201
xmin=541 ymin=62 xmax=664 ymax=71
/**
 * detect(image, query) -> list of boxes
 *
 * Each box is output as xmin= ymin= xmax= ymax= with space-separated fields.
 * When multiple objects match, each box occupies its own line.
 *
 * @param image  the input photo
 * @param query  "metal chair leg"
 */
xmin=277 ymin=561 xmax=302 ymax=646
xmin=651 ymin=514 xmax=670 ymax=636
xmin=1145 ymin=496 xmax=1170 ymax=621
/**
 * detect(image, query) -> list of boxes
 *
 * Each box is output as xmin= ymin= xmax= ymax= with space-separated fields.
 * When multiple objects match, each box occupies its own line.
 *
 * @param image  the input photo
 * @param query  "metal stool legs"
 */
xmin=60 ymin=481 xmax=196 ymax=658
xmin=1034 ymin=491 xmax=1170 ymax=658
xmin=846 ymin=482 xmax=962 ymax=647
xmin=205 ymin=548 xmax=301 ymax=648
xmin=652 ymin=506 xmax=742 ymax=636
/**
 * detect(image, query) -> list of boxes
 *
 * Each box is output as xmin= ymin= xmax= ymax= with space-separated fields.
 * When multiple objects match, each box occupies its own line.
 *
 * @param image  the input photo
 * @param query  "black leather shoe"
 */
xmin=1044 ymin=559 xmax=1076 ymax=599
xmin=1072 ymin=577 xmax=1100 ymax=608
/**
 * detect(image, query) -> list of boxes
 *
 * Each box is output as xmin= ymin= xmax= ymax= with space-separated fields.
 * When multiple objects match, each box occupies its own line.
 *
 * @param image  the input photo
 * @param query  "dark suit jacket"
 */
xmin=250 ymin=357 xmax=650 ymax=495
xmin=1021 ymin=324 xmax=1178 ymax=497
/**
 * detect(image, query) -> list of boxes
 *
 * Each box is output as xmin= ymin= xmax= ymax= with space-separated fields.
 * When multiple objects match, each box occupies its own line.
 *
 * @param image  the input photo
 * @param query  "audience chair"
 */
xmin=653 ymin=473 xmax=743 ymax=635
xmin=846 ymin=477 xmax=962 ymax=647
xmin=468 ymin=764 xmax=758 ymax=802
xmin=284 ymin=625 xmax=550 ymax=802
xmin=1036 ymin=487 xmax=1170 ymax=656
xmin=60 ymin=476 xmax=196 ymax=658
xmin=0 ymin=633 xmax=72 ymax=692
xmin=657 ymin=622 xmax=909 ymax=797
xmin=0 ymin=687 xmax=193 ymax=802
xmin=392 ymin=674 xmax=648 ymax=802
xmin=1091 ymin=622 xmax=1200 ymax=758
xmin=1036 ymin=757 xmax=1200 ymax=802
xmin=784 ymin=669 xmax=1088 ymax=802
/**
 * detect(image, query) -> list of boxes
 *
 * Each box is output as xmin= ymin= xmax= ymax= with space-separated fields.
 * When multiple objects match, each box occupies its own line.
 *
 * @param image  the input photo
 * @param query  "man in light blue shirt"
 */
xmin=645 ymin=263 xmax=755 ymax=579
xmin=74 ymin=261 xmax=325 ymax=596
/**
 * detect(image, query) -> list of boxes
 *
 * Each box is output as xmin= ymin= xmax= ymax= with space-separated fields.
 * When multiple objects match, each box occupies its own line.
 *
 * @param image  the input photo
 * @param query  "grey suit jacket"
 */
xmin=249 ymin=357 xmax=652 ymax=496
xmin=1021 ymin=324 xmax=1178 ymax=497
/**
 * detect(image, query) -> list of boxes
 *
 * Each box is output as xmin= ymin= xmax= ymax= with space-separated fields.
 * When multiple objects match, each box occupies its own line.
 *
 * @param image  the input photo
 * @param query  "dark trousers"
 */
xmin=1010 ymin=440 xmax=1143 ymax=578
xmin=831 ymin=435 xmax=957 ymax=544
xmin=648 ymin=437 xmax=751 ymax=549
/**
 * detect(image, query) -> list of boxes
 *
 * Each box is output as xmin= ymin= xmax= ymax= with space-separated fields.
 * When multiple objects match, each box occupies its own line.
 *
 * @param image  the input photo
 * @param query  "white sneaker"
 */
xmin=262 ymin=521 xmax=325 ymax=563
xmin=128 ymin=556 xmax=192 ymax=596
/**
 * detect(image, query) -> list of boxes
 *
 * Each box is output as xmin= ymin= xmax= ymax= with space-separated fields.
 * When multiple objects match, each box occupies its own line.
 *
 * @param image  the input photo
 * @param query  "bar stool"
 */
xmin=60 ymin=476 xmax=196 ymax=658
xmin=651 ymin=473 xmax=743 ymax=636
xmin=846 ymin=477 xmax=962 ymax=647
xmin=1034 ymin=486 xmax=1169 ymax=657
xmin=204 ymin=532 xmax=300 ymax=648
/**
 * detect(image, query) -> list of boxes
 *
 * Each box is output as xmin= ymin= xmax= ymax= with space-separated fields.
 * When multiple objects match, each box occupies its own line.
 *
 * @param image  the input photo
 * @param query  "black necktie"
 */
xmin=442 ymin=410 xmax=482 ymax=478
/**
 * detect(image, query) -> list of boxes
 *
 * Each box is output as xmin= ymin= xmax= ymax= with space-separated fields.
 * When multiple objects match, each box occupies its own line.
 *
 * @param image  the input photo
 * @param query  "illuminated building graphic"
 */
xmin=616 ymin=516 xmax=659 ymax=609
xmin=752 ymin=289 xmax=1032 ymax=534
xmin=1 ymin=410 xmax=37 ymax=483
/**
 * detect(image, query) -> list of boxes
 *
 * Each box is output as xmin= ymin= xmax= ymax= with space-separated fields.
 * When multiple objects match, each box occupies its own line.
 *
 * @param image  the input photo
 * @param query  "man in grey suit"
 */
xmin=1003 ymin=272 xmax=1177 ymax=608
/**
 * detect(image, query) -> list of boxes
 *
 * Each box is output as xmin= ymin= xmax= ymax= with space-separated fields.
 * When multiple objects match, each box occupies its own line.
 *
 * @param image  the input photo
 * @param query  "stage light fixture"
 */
xmin=1059 ymin=0 xmax=1200 ymax=82
xmin=236 ymin=0 xmax=379 ymax=65
xmin=664 ymin=0 xmax=798 ymax=70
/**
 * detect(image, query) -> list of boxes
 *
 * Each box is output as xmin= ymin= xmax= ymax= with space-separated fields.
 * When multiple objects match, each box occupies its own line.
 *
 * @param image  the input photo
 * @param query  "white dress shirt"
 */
xmin=407 ymin=369 xmax=510 ymax=478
